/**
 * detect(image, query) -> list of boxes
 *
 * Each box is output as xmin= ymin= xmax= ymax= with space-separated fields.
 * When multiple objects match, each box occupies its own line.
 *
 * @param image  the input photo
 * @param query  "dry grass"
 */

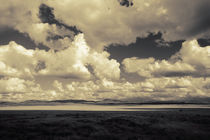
xmin=0 ymin=109 xmax=210 ymax=140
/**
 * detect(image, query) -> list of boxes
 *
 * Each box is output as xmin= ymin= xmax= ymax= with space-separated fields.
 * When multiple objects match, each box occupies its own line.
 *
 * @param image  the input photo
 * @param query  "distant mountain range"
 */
xmin=1 ymin=97 xmax=210 ymax=106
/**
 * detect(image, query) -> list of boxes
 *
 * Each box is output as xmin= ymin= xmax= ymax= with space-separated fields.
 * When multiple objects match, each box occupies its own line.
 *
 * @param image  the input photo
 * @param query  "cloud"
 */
xmin=0 ymin=34 xmax=120 ymax=80
xmin=50 ymin=77 xmax=210 ymax=102
xmin=0 ymin=38 xmax=209 ymax=102
xmin=46 ymin=0 xmax=210 ymax=50
xmin=34 ymin=34 xmax=91 ymax=79
xmin=0 ymin=77 xmax=27 ymax=93
xmin=118 ymin=0 xmax=134 ymax=7
xmin=0 ymin=77 xmax=41 ymax=101
xmin=0 ymin=0 xmax=81 ymax=50
xmin=0 ymin=41 xmax=35 ymax=78
xmin=87 ymin=51 xmax=120 ymax=80
xmin=184 ymin=1 xmax=210 ymax=36
xmin=1 ymin=0 xmax=210 ymax=51
xmin=123 ymin=40 xmax=210 ymax=78
xmin=0 ymin=77 xmax=66 ymax=102
xmin=1 ymin=76 xmax=210 ymax=102
xmin=53 ymin=80 xmax=64 ymax=92
xmin=122 ymin=57 xmax=196 ymax=78
xmin=39 ymin=4 xmax=82 ymax=35
xmin=0 ymin=0 xmax=210 ymax=103
xmin=173 ymin=40 xmax=210 ymax=71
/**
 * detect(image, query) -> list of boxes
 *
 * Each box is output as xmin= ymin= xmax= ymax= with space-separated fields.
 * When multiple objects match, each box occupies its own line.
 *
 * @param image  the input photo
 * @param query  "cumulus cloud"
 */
xmin=0 ymin=77 xmax=42 ymax=101
xmin=0 ymin=34 xmax=120 ymax=80
xmin=173 ymin=40 xmax=210 ymax=72
xmin=0 ymin=41 xmax=35 ymax=78
xmin=34 ymin=34 xmax=91 ymax=79
xmin=87 ymin=51 xmax=120 ymax=80
xmin=37 ymin=77 xmax=210 ymax=102
xmin=123 ymin=40 xmax=210 ymax=78
xmin=0 ymin=38 xmax=209 ymax=102
xmin=0 ymin=77 xmax=27 ymax=93
xmin=1 ymin=76 xmax=209 ymax=102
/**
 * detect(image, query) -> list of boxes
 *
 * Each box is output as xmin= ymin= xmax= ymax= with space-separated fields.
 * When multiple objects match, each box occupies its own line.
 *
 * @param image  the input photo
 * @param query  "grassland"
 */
xmin=0 ymin=109 xmax=210 ymax=140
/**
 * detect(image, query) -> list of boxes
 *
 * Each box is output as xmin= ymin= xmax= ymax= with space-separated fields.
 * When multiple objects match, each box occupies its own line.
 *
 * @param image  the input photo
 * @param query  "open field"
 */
xmin=0 ymin=109 xmax=210 ymax=140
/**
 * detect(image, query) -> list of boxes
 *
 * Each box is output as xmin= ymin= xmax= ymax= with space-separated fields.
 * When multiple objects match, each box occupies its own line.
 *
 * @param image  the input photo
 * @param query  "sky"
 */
xmin=0 ymin=0 xmax=210 ymax=102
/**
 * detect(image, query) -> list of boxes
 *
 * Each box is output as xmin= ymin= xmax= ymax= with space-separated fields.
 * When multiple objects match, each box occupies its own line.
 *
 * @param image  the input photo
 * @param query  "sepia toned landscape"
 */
xmin=0 ymin=0 xmax=210 ymax=139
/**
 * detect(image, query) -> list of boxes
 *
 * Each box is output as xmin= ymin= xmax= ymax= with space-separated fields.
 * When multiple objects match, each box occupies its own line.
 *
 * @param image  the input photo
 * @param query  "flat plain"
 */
xmin=0 ymin=109 xmax=210 ymax=140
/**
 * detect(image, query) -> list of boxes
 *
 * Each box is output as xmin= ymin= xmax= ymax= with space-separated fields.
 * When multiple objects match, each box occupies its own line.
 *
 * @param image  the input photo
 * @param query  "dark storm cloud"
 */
xmin=154 ymin=71 xmax=193 ymax=78
xmin=118 ymin=0 xmax=133 ymax=7
xmin=46 ymin=34 xmax=71 ymax=41
xmin=105 ymin=32 xmax=184 ymax=62
xmin=154 ymin=71 xmax=210 ymax=78
xmin=188 ymin=2 xmax=210 ymax=36
xmin=35 ymin=61 xmax=46 ymax=73
xmin=198 ymin=38 xmax=210 ymax=47
xmin=0 ymin=27 xmax=49 ymax=50
xmin=39 ymin=3 xmax=82 ymax=38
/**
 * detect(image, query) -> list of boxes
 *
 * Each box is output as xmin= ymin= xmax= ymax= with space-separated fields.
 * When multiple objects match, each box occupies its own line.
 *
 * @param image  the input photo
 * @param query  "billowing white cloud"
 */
xmin=0 ymin=77 xmax=42 ymax=101
xmin=0 ymin=78 xmax=27 ymax=93
xmin=46 ymin=77 xmax=210 ymax=102
xmin=123 ymin=40 xmax=210 ymax=78
xmin=0 ymin=34 xmax=120 ymax=80
xmin=0 ymin=69 xmax=210 ymax=102
xmin=34 ymin=34 xmax=91 ymax=79
xmin=0 ymin=38 xmax=209 ymax=102
xmin=87 ymin=51 xmax=120 ymax=80
xmin=0 ymin=41 xmax=35 ymax=78
xmin=172 ymin=40 xmax=210 ymax=73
